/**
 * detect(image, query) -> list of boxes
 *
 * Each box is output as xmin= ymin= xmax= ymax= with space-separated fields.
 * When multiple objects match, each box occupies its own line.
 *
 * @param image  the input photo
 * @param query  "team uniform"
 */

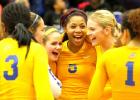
xmin=57 ymin=41 xmax=96 ymax=100
xmin=95 ymin=45 xmax=112 ymax=100
xmin=88 ymin=46 xmax=140 ymax=100
xmin=0 ymin=38 xmax=54 ymax=100
xmin=49 ymin=66 xmax=62 ymax=99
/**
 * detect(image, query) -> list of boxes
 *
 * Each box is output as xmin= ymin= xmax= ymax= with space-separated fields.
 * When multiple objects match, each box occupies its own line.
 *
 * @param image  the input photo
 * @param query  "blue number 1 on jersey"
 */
xmin=125 ymin=61 xmax=135 ymax=86
xmin=4 ymin=55 xmax=18 ymax=80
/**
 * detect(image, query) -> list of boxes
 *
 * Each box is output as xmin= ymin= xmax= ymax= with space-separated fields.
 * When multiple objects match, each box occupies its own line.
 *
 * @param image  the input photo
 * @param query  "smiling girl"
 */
xmin=56 ymin=8 xmax=96 ymax=100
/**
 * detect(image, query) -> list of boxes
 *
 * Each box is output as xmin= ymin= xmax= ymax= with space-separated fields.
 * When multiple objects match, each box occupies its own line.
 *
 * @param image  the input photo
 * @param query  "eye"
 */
xmin=80 ymin=25 xmax=86 ymax=29
xmin=89 ymin=27 xmax=95 ymax=31
xmin=51 ymin=42 xmax=57 ymax=45
xmin=71 ymin=25 xmax=76 ymax=29
xmin=59 ymin=42 xmax=62 ymax=46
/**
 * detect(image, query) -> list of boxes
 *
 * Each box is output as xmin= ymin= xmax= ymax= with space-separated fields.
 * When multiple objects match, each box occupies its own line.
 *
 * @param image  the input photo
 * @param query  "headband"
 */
xmin=30 ymin=15 xmax=39 ymax=28
xmin=60 ymin=8 xmax=87 ymax=27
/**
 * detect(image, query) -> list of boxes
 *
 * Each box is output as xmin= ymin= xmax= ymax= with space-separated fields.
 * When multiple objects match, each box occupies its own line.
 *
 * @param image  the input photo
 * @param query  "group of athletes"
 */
xmin=0 ymin=2 xmax=140 ymax=100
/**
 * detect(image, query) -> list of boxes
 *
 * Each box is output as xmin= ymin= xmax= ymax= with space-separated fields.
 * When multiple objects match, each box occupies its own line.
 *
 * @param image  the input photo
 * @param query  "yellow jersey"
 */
xmin=57 ymin=41 xmax=96 ymax=100
xmin=0 ymin=38 xmax=54 ymax=100
xmin=88 ymin=46 xmax=140 ymax=100
xmin=95 ymin=45 xmax=112 ymax=100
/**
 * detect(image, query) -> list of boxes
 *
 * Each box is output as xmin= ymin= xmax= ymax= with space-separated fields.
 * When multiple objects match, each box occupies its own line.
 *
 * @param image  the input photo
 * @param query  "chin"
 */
xmin=91 ymin=42 xmax=98 ymax=46
xmin=52 ymin=57 xmax=59 ymax=62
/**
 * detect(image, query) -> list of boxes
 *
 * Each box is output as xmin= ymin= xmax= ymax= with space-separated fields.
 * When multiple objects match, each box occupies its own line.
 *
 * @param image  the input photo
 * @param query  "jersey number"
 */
xmin=68 ymin=64 xmax=77 ymax=73
xmin=4 ymin=55 xmax=18 ymax=80
xmin=125 ymin=61 xmax=135 ymax=86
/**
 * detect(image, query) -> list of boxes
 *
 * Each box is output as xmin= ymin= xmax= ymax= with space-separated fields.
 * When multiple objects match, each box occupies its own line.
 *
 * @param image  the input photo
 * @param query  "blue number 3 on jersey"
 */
xmin=4 ymin=55 xmax=18 ymax=80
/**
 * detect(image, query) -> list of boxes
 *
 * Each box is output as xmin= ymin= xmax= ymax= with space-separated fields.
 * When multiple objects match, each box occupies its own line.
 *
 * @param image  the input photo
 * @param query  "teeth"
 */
xmin=75 ymin=36 xmax=82 ymax=38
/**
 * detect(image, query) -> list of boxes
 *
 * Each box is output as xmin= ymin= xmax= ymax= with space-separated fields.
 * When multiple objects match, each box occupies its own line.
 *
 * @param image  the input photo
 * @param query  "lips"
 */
xmin=74 ymin=35 xmax=82 ymax=37
xmin=91 ymin=37 xmax=97 ymax=46
xmin=52 ymin=51 xmax=60 ymax=56
xmin=73 ymin=35 xmax=83 ymax=40
xmin=92 ymin=37 xmax=96 ymax=41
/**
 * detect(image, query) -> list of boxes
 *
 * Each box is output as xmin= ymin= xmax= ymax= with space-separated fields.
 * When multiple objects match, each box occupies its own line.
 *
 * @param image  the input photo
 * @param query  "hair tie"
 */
xmin=15 ymin=23 xmax=24 ymax=29
xmin=13 ymin=23 xmax=27 ymax=35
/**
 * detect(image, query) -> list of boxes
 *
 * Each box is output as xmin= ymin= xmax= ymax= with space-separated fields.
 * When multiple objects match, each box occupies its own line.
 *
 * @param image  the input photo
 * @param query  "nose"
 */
xmin=87 ymin=29 xmax=92 ymax=36
xmin=56 ymin=44 xmax=61 ymax=50
xmin=75 ymin=26 xmax=82 ymax=33
xmin=87 ymin=31 xmax=96 ymax=40
xmin=87 ymin=29 xmax=96 ymax=39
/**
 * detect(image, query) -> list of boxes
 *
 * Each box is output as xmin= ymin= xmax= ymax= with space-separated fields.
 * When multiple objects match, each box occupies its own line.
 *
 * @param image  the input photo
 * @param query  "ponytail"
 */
xmin=12 ymin=23 xmax=32 ymax=58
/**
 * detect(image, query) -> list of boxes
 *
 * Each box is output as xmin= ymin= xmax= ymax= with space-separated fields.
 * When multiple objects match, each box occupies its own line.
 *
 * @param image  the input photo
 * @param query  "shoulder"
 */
xmin=31 ymin=41 xmax=46 ymax=50
xmin=61 ymin=41 xmax=68 ymax=51
xmin=0 ymin=37 xmax=14 ymax=44
xmin=0 ymin=38 xmax=17 ymax=49
xmin=105 ymin=46 xmax=126 ymax=54
xmin=103 ymin=46 xmax=126 ymax=60
xmin=30 ymin=41 xmax=47 ymax=55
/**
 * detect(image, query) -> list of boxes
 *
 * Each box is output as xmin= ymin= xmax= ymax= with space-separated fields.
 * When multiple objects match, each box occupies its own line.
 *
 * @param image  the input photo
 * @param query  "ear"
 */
xmin=121 ymin=29 xmax=130 ymax=45
xmin=103 ymin=26 xmax=112 ymax=36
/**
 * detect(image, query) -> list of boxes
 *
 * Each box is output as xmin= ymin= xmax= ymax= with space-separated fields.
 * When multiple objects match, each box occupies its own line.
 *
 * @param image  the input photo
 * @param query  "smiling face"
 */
xmin=87 ymin=19 xmax=106 ymax=46
xmin=64 ymin=16 xmax=87 ymax=47
xmin=44 ymin=32 xmax=62 ymax=62
xmin=34 ymin=18 xmax=45 ymax=44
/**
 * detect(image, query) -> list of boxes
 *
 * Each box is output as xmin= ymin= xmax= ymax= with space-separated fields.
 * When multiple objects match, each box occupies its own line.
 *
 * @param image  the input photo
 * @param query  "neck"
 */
xmin=100 ymin=36 xmax=114 ymax=52
xmin=67 ymin=41 xmax=84 ymax=53
xmin=128 ymin=35 xmax=140 ymax=47
xmin=49 ymin=59 xmax=54 ymax=67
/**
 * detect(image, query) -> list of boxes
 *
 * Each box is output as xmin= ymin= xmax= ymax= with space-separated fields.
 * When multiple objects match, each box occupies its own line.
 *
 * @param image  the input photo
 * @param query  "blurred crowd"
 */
xmin=0 ymin=0 xmax=140 ymax=31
